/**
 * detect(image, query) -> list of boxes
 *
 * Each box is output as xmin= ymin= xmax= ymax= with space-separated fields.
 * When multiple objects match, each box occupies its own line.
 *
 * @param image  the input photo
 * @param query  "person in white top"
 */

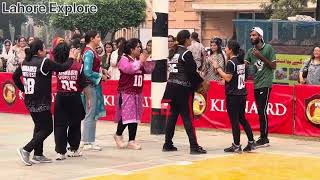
xmin=187 ymin=32 xmax=207 ymax=70
xmin=108 ymin=37 xmax=126 ymax=80
xmin=0 ymin=40 xmax=15 ymax=72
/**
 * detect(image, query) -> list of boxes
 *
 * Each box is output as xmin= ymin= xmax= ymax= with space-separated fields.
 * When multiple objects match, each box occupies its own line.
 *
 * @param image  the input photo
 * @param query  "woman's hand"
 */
xmin=211 ymin=58 xmax=220 ymax=69
xmin=139 ymin=51 xmax=149 ymax=64
xmin=69 ymin=48 xmax=80 ymax=59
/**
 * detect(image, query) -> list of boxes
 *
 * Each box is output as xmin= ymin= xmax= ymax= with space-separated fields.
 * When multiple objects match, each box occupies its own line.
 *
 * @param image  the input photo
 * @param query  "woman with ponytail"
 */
xmin=53 ymin=42 xmax=88 ymax=160
xmin=162 ymin=30 xmax=207 ymax=155
xmin=211 ymin=40 xmax=255 ymax=153
xmin=81 ymin=31 xmax=108 ymax=151
xmin=13 ymin=39 xmax=78 ymax=166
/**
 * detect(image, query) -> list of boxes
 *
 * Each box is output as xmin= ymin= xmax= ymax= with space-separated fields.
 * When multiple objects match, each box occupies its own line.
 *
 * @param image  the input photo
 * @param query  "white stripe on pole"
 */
xmin=153 ymin=0 xmax=168 ymax=13
xmin=151 ymin=82 xmax=167 ymax=109
xmin=152 ymin=37 xmax=168 ymax=60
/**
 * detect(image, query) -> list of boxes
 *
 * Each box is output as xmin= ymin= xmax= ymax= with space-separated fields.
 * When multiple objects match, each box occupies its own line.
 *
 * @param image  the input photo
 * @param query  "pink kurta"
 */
xmin=115 ymin=55 xmax=155 ymax=124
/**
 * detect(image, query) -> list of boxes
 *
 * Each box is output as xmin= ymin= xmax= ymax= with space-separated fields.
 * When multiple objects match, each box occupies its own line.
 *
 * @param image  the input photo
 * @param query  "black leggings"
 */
xmin=54 ymin=93 xmax=85 ymax=154
xmin=164 ymin=84 xmax=198 ymax=149
xmin=254 ymin=87 xmax=271 ymax=139
xmin=226 ymin=95 xmax=254 ymax=145
xmin=24 ymin=111 xmax=53 ymax=156
xmin=116 ymin=119 xmax=138 ymax=141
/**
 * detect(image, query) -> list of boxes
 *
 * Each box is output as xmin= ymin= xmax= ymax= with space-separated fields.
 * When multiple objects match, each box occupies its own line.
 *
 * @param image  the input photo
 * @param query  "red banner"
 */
xmin=0 ymin=73 xmax=294 ymax=135
xmin=192 ymin=82 xmax=294 ymax=135
xmin=295 ymin=84 xmax=320 ymax=137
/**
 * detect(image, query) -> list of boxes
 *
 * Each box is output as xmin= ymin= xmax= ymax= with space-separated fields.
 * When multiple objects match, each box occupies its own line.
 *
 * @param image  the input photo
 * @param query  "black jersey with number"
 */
xmin=225 ymin=57 xmax=247 ymax=96
xmin=13 ymin=56 xmax=72 ymax=112
xmin=167 ymin=45 xmax=203 ymax=90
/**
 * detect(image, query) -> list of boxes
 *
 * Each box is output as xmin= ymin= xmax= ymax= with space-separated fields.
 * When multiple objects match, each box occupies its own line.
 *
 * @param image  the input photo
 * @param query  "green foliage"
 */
xmin=261 ymin=0 xmax=315 ymax=20
xmin=50 ymin=0 xmax=146 ymax=39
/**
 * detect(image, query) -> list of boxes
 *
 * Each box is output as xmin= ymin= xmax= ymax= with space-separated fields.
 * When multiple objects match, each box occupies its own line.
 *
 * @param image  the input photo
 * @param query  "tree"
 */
xmin=261 ymin=0 xmax=311 ymax=20
xmin=0 ymin=0 xmax=28 ymax=39
xmin=50 ymin=0 xmax=146 ymax=39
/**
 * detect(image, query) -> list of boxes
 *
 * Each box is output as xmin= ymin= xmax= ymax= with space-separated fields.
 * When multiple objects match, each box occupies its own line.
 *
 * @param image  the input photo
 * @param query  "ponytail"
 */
xmin=169 ymin=30 xmax=190 ymax=59
xmin=24 ymin=39 xmax=44 ymax=62
xmin=116 ymin=37 xmax=126 ymax=63
xmin=237 ymin=49 xmax=245 ymax=64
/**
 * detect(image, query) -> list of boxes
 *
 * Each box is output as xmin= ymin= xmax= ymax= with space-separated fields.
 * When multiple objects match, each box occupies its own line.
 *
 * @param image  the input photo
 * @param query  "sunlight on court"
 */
xmin=84 ymin=153 xmax=320 ymax=180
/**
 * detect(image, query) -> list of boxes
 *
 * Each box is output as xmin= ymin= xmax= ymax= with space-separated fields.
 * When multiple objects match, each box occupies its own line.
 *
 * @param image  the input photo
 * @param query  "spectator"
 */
xmin=202 ymin=37 xmax=226 ymax=82
xmin=13 ymin=37 xmax=27 ymax=64
xmin=27 ymin=37 xmax=34 ymax=46
xmin=299 ymin=46 xmax=320 ymax=85
xmin=188 ymin=32 xmax=206 ymax=70
xmin=0 ymin=40 xmax=14 ymax=72
xmin=102 ymin=42 xmax=114 ymax=70
xmin=144 ymin=40 xmax=152 ymax=80
xmin=108 ymin=37 xmax=126 ymax=80
xmin=168 ymin=35 xmax=175 ymax=50
xmin=95 ymin=43 xmax=106 ymax=71
xmin=146 ymin=40 xmax=152 ymax=56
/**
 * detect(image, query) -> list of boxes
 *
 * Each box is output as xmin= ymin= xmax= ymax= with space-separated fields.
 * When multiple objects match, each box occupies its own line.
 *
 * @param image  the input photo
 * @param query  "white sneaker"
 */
xmin=67 ymin=149 xmax=82 ymax=157
xmin=83 ymin=143 xmax=102 ymax=151
xmin=79 ymin=141 xmax=84 ymax=149
xmin=127 ymin=141 xmax=142 ymax=150
xmin=56 ymin=153 xmax=66 ymax=161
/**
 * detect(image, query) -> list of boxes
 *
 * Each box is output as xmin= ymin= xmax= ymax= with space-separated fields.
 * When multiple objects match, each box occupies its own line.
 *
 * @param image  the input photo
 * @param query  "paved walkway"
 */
xmin=1 ymin=113 xmax=320 ymax=180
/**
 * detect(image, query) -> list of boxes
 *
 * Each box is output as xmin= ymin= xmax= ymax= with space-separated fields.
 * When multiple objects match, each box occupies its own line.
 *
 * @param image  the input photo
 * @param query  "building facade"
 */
xmin=116 ymin=0 xmax=316 ymax=47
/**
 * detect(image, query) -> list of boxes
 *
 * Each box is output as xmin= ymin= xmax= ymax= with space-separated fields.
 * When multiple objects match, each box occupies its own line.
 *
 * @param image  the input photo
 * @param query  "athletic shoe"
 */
xmin=113 ymin=134 xmax=126 ymax=149
xmin=224 ymin=143 xmax=242 ymax=153
xmin=255 ymin=137 xmax=270 ymax=148
xmin=56 ymin=153 xmax=66 ymax=161
xmin=67 ymin=148 xmax=82 ymax=157
xmin=32 ymin=155 xmax=52 ymax=163
xmin=83 ymin=143 xmax=102 ymax=151
xmin=190 ymin=146 xmax=207 ymax=155
xmin=127 ymin=141 xmax=142 ymax=150
xmin=243 ymin=141 xmax=256 ymax=152
xmin=162 ymin=143 xmax=178 ymax=152
xmin=17 ymin=148 xmax=32 ymax=166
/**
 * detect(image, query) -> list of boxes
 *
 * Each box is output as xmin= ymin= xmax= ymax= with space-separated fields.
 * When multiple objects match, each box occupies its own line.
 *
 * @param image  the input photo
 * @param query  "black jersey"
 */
xmin=167 ymin=45 xmax=203 ymax=90
xmin=225 ymin=57 xmax=247 ymax=96
xmin=13 ymin=56 xmax=72 ymax=112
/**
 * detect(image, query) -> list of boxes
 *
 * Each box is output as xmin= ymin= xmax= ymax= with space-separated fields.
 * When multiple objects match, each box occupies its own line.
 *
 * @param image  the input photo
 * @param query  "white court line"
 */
xmin=74 ymin=153 xmax=234 ymax=180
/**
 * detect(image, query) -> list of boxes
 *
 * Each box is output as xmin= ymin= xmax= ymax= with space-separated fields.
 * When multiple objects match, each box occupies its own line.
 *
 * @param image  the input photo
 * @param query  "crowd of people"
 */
xmin=0 ymin=27 xmax=318 ymax=166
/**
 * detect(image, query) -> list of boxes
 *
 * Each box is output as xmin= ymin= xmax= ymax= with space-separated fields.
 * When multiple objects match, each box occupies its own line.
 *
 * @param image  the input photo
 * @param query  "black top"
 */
xmin=167 ymin=45 xmax=203 ymax=90
xmin=225 ymin=57 xmax=247 ymax=96
xmin=13 ymin=56 xmax=73 ymax=112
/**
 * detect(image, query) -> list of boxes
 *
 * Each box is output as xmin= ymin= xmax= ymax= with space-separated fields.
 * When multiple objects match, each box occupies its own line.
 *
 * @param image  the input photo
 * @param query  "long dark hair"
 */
xmin=209 ymin=37 xmax=225 ymax=62
xmin=84 ymin=30 xmax=98 ymax=45
xmin=310 ymin=46 xmax=319 ymax=61
xmin=53 ymin=42 xmax=70 ymax=63
xmin=119 ymin=38 xmax=141 ymax=58
xmin=116 ymin=37 xmax=126 ymax=63
xmin=169 ymin=30 xmax=190 ymax=59
xmin=24 ymin=39 xmax=44 ymax=62
xmin=227 ymin=40 xmax=245 ymax=64
xmin=104 ymin=41 xmax=114 ymax=53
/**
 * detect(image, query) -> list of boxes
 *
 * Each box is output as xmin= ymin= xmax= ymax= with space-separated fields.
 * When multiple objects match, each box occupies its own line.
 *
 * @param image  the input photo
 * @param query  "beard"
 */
xmin=251 ymin=38 xmax=260 ymax=45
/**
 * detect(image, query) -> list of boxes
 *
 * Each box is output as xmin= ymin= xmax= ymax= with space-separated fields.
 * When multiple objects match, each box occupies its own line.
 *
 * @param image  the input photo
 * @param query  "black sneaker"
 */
xmin=224 ymin=143 xmax=242 ymax=153
xmin=243 ymin=142 xmax=256 ymax=152
xmin=162 ymin=144 xmax=178 ymax=152
xmin=190 ymin=146 xmax=207 ymax=155
xmin=256 ymin=137 xmax=270 ymax=148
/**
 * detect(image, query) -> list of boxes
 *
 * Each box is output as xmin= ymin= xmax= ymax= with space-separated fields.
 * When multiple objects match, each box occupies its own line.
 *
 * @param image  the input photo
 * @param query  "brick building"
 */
xmin=115 ymin=0 xmax=316 ymax=47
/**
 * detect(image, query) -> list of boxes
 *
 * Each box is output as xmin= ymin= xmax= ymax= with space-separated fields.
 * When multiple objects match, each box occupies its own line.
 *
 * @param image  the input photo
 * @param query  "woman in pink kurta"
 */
xmin=113 ymin=38 xmax=155 ymax=150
